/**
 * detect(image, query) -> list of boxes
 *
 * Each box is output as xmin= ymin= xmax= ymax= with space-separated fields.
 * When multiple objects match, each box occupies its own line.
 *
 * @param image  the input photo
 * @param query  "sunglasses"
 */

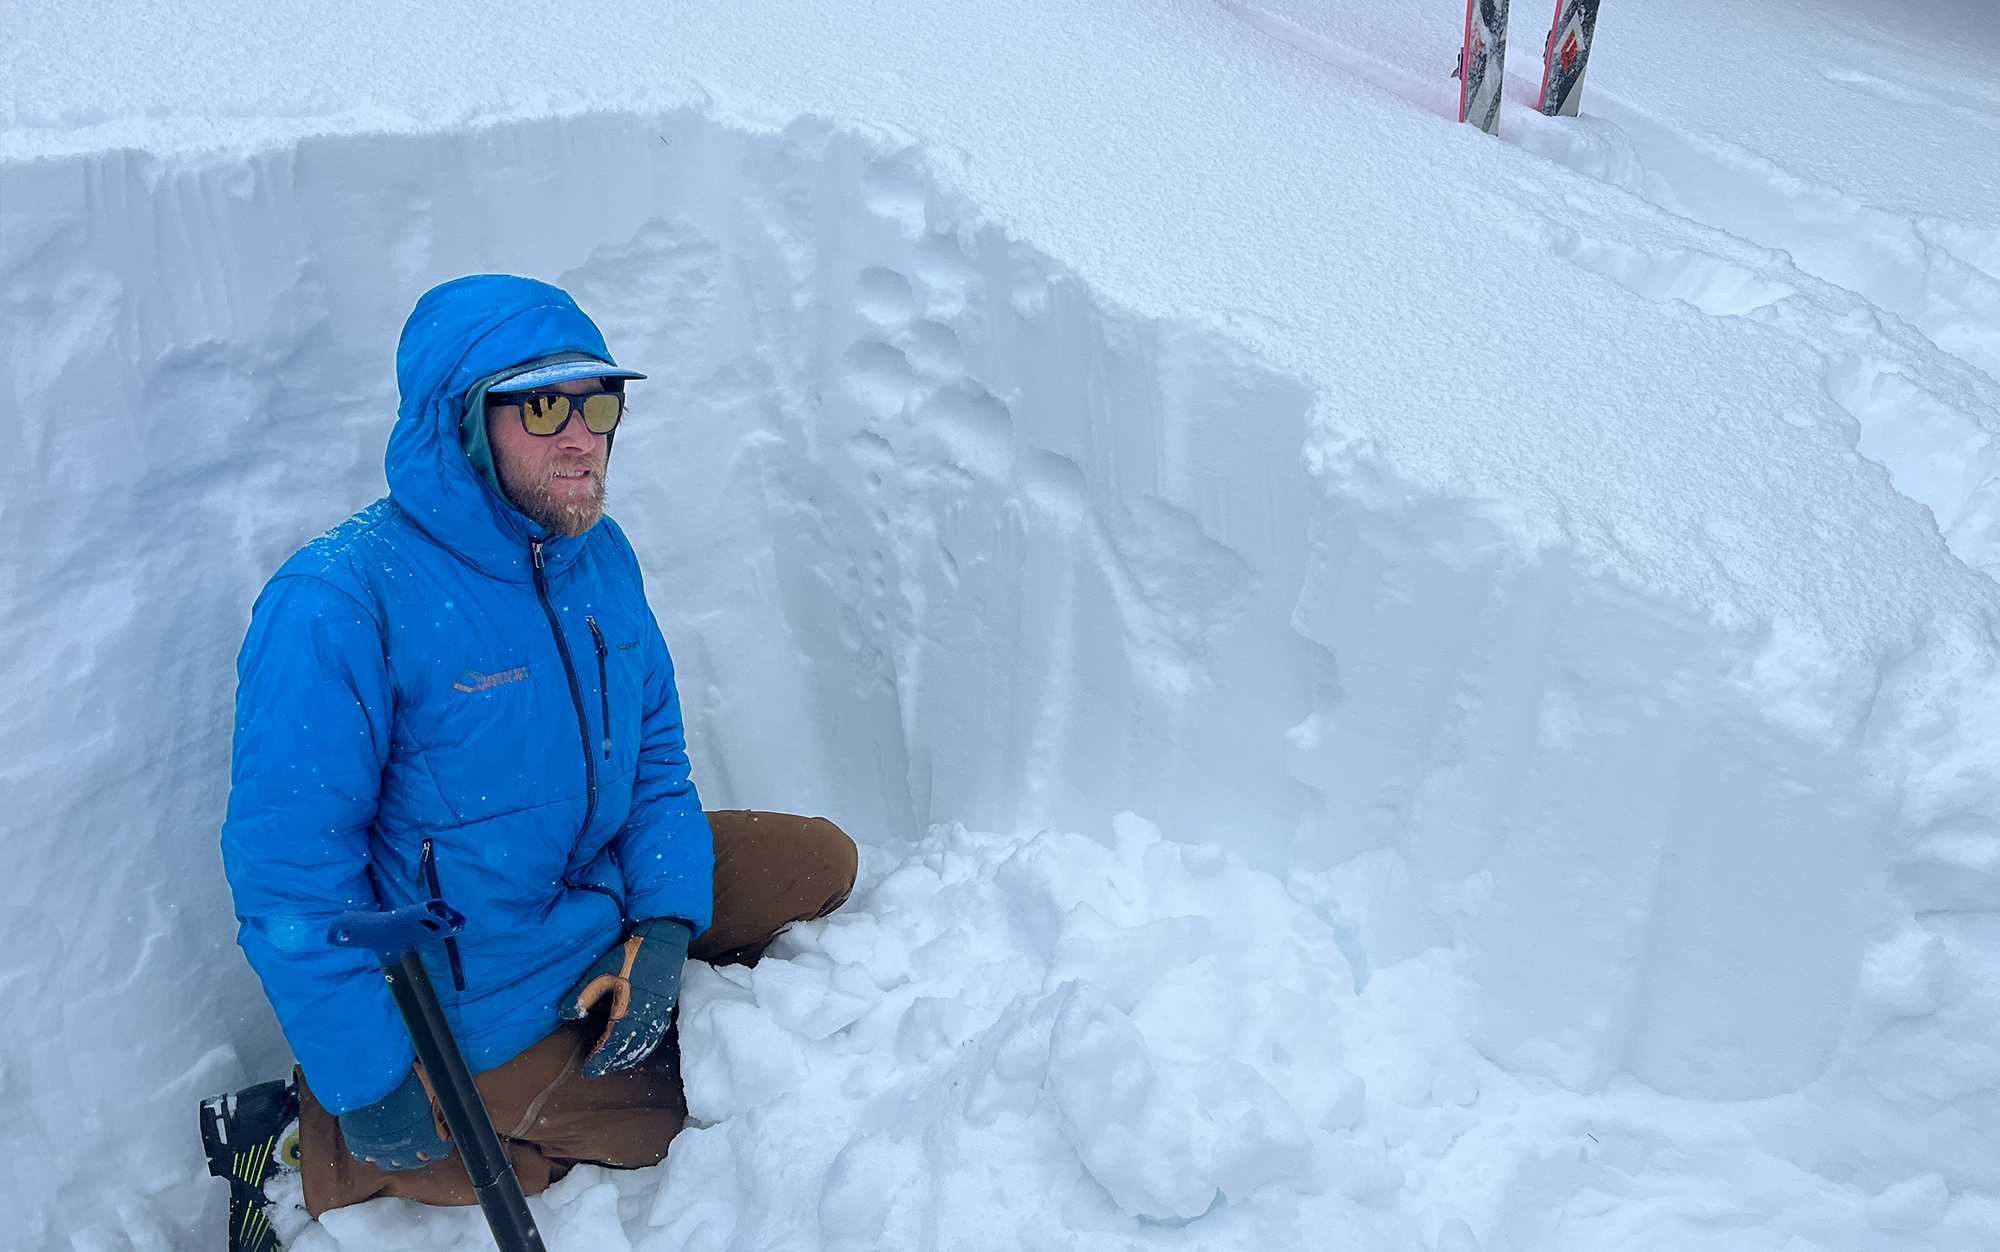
xmin=485 ymin=386 xmax=626 ymax=436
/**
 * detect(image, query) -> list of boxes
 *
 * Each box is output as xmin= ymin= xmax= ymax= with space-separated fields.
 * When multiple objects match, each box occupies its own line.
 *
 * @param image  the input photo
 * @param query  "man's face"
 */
xmin=486 ymin=377 xmax=613 ymax=538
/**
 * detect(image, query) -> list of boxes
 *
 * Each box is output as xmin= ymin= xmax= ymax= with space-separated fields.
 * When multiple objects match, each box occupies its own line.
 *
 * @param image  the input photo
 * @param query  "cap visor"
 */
xmin=491 ymin=360 xmax=647 ymax=391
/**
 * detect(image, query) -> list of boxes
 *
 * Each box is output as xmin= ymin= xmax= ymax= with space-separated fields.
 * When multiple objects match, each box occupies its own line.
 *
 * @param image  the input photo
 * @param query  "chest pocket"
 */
xmin=584 ymin=612 xmax=646 ymax=784
xmin=383 ymin=583 xmax=646 ymax=832
xmin=418 ymin=647 xmax=576 ymax=824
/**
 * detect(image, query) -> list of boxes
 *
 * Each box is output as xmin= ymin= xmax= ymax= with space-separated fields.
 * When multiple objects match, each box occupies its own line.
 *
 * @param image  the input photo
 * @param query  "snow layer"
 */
xmin=4 ymin=0 xmax=2000 ymax=1249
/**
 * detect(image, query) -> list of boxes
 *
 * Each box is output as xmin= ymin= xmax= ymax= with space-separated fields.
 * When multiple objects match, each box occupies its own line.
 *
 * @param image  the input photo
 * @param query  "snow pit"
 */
xmin=4 ymin=4 xmax=2000 ymax=1247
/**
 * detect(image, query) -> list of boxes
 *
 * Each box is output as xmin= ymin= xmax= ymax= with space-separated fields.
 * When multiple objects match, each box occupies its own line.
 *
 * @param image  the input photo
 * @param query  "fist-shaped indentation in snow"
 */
xmin=839 ymin=339 xmax=917 ymax=418
xmin=903 ymin=318 xmax=964 ymax=378
xmin=854 ymin=266 xmax=916 ymax=328
xmin=840 ymin=257 xmax=1017 ymax=489
xmin=913 ymin=384 xmax=1013 ymax=482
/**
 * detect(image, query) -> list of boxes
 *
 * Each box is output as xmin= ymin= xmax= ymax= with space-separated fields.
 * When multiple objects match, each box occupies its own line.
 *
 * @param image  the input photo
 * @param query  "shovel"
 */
xmin=329 ymin=901 xmax=547 ymax=1252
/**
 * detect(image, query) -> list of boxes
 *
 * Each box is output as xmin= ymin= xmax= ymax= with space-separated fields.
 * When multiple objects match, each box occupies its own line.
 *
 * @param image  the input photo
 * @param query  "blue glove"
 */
xmin=561 ymin=917 xmax=693 ymax=1079
xmin=338 ymin=1067 xmax=452 ymax=1170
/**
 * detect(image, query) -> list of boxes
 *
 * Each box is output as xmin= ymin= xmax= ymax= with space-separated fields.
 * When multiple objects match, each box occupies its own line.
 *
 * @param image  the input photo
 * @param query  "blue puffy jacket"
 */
xmin=221 ymin=276 xmax=713 ymax=1114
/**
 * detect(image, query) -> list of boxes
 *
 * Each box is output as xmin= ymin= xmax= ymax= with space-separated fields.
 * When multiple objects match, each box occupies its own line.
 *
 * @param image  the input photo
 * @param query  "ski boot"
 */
xmin=200 ymin=1078 xmax=302 ymax=1252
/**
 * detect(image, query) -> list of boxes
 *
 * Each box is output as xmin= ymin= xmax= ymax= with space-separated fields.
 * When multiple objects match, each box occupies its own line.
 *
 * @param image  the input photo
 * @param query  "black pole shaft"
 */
xmin=382 ymin=951 xmax=547 ymax=1252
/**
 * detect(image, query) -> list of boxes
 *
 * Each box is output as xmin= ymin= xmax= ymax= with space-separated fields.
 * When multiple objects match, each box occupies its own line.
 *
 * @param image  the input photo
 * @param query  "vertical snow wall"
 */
xmin=0 ymin=112 xmax=1964 ymax=1242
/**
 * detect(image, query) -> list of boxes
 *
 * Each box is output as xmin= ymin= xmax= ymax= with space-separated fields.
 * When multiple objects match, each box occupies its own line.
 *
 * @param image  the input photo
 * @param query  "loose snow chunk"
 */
xmin=678 ymin=965 xmax=813 ymax=1117
xmin=1048 ymin=981 xmax=1310 ymax=1219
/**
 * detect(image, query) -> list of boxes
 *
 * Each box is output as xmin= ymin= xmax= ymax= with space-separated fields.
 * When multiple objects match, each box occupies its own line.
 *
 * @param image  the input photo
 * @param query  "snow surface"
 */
xmin=4 ymin=0 xmax=2000 ymax=1249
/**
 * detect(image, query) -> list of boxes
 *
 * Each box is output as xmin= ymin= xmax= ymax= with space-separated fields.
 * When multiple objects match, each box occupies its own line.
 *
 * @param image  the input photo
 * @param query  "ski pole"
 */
xmin=329 ymin=901 xmax=547 ymax=1252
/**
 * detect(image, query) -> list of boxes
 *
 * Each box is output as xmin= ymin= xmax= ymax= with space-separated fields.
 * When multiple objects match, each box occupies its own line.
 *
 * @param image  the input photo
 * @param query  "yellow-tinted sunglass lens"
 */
xmin=581 ymin=393 xmax=622 ymax=434
xmin=521 ymin=395 xmax=572 ymax=435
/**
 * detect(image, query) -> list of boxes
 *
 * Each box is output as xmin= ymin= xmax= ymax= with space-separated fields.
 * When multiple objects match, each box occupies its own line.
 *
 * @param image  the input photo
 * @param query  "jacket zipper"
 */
xmin=586 ymin=616 xmax=611 ymax=761
xmin=531 ymin=539 xmax=598 ymax=840
xmin=566 ymin=879 xmax=626 ymax=918
xmin=418 ymin=838 xmax=467 ymax=992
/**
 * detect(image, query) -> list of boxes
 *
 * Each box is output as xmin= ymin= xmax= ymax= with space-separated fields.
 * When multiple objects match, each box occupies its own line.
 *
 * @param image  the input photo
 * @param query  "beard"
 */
xmin=493 ymin=443 xmax=608 ymax=538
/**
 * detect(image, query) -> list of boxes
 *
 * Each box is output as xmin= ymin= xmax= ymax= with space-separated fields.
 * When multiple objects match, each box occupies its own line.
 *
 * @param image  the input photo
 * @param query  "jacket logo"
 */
xmin=453 ymin=665 xmax=531 ymax=693
xmin=617 ymin=641 xmax=642 ymax=652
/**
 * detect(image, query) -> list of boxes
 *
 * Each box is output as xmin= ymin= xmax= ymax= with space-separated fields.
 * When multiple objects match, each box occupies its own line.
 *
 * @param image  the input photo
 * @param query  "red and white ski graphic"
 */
xmin=1458 ymin=0 xmax=1510 ymax=134
xmin=1537 ymin=0 xmax=1600 ymax=117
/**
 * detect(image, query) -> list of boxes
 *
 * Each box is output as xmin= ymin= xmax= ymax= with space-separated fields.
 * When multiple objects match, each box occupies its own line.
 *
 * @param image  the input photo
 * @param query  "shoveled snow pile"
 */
xmin=4 ymin=0 xmax=2000 ymax=1249
xmin=280 ymin=816 xmax=1999 ymax=1251
xmin=291 ymin=819 xmax=1372 ymax=1250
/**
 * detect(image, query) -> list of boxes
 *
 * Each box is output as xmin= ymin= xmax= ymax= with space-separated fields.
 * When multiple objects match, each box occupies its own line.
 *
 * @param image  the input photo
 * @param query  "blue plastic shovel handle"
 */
xmin=327 ymin=900 xmax=467 ymax=964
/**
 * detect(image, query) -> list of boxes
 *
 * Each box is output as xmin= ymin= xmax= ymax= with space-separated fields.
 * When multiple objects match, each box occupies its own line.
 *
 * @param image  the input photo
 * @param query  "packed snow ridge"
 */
xmin=6 ymin=1 xmax=2000 ymax=1249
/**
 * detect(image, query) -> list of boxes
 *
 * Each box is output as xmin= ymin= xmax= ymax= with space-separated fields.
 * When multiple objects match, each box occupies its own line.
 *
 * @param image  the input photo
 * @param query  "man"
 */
xmin=201 ymin=275 xmax=856 ymax=1250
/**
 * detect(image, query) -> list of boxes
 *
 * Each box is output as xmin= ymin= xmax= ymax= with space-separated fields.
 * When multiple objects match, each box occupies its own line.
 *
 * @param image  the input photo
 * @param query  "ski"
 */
xmin=1537 ymin=0 xmax=1600 ymax=117
xmin=1458 ymin=0 xmax=1509 ymax=135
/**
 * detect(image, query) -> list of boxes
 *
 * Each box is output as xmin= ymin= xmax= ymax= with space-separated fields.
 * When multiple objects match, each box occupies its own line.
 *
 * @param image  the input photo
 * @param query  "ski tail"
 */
xmin=1459 ymin=0 xmax=1510 ymax=135
xmin=1537 ymin=0 xmax=1600 ymax=117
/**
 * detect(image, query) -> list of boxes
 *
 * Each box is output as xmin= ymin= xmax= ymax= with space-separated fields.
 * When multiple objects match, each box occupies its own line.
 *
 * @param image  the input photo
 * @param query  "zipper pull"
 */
xmin=530 ymin=539 xmax=545 ymax=571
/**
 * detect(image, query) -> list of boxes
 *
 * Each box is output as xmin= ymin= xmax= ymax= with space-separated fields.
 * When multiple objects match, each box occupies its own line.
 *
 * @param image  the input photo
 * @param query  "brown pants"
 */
xmin=298 ymin=810 xmax=857 ymax=1216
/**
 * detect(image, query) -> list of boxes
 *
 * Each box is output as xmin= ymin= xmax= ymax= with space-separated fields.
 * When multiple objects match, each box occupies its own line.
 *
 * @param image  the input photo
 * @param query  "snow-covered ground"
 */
xmin=4 ymin=0 xmax=1999 ymax=1249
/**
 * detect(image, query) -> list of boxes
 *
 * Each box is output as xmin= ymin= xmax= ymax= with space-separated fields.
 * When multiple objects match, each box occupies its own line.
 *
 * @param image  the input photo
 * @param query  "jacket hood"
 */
xmin=388 ymin=275 xmax=627 ymax=582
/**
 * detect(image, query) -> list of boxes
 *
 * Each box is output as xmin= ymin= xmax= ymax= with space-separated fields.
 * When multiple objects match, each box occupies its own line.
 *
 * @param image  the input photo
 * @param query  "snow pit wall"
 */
xmin=0 ymin=111 xmax=1898 ymax=1238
